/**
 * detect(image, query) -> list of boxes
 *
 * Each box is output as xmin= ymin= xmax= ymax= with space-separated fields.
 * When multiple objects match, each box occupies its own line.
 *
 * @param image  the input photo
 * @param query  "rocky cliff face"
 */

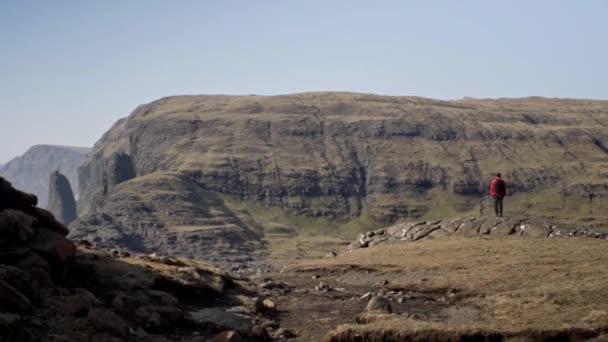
xmin=78 ymin=93 xmax=608 ymax=221
xmin=70 ymin=93 xmax=608 ymax=261
xmin=47 ymin=171 xmax=78 ymax=225
xmin=1 ymin=145 xmax=90 ymax=207
xmin=70 ymin=172 xmax=264 ymax=263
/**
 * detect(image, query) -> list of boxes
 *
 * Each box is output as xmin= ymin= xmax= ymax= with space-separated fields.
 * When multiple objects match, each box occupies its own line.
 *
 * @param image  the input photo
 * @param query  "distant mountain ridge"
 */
xmin=0 ymin=145 xmax=90 ymax=207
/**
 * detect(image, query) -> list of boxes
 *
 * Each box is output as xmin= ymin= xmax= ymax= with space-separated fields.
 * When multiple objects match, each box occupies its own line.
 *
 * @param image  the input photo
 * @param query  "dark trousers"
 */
xmin=493 ymin=196 xmax=504 ymax=217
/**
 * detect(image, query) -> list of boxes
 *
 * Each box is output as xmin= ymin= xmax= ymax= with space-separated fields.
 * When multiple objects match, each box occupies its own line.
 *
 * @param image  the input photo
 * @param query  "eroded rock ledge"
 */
xmin=349 ymin=216 xmax=608 ymax=250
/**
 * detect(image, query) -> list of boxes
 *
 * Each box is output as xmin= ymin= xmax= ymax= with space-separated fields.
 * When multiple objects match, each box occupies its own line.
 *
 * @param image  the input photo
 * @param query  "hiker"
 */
xmin=490 ymin=173 xmax=507 ymax=217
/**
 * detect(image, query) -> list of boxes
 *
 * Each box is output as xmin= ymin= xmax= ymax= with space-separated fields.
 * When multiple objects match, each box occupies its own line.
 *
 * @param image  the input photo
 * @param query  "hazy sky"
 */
xmin=1 ymin=1 xmax=607 ymax=163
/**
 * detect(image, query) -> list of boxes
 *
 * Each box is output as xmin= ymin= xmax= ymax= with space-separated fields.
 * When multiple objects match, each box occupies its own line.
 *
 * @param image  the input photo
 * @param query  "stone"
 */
xmin=360 ymin=292 xmax=373 ymax=301
xmin=0 ymin=312 xmax=21 ymax=332
xmin=28 ymin=207 xmax=70 ymax=236
xmin=0 ymin=265 xmax=39 ymax=303
xmin=46 ymin=171 xmax=78 ymax=225
xmin=365 ymin=297 xmax=392 ymax=313
xmin=15 ymin=252 xmax=53 ymax=287
xmin=72 ymin=288 xmax=103 ymax=306
xmin=325 ymin=251 xmax=337 ymax=258
xmin=135 ymin=305 xmax=184 ymax=331
xmin=211 ymin=331 xmax=242 ymax=342
xmin=456 ymin=219 xmax=484 ymax=235
xmin=255 ymin=296 xmax=277 ymax=312
xmin=373 ymin=279 xmax=389 ymax=288
xmin=0 ymin=177 xmax=38 ymax=210
xmin=0 ymin=279 xmax=32 ymax=313
xmin=88 ymin=308 xmax=129 ymax=338
xmin=0 ymin=209 xmax=36 ymax=244
xmin=27 ymin=228 xmax=76 ymax=266
xmin=428 ymin=228 xmax=449 ymax=239
xmin=479 ymin=217 xmax=507 ymax=234
xmin=189 ymin=308 xmax=253 ymax=333
xmin=440 ymin=218 xmax=470 ymax=233
xmin=491 ymin=218 xmax=519 ymax=236
xmin=146 ymin=290 xmax=178 ymax=306
xmin=57 ymin=294 xmax=92 ymax=316
xmin=411 ymin=225 xmax=440 ymax=240
xmin=275 ymin=327 xmax=298 ymax=338
xmin=520 ymin=221 xmax=552 ymax=237
xmin=250 ymin=325 xmax=271 ymax=340
xmin=368 ymin=237 xmax=389 ymax=246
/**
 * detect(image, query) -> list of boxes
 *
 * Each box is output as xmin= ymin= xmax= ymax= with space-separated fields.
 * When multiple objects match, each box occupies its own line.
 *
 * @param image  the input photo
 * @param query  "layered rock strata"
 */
xmin=349 ymin=216 xmax=608 ymax=250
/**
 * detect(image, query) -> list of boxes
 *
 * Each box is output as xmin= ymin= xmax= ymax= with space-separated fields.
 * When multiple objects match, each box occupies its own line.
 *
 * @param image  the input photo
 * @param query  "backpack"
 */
xmin=494 ymin=179 xmax=506 ymax=194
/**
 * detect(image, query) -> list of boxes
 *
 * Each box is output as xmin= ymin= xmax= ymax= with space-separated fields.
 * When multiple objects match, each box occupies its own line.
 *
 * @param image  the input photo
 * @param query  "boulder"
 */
xmin=55 ymin=294 xmax=92 ymax=317
xmin=0 ymin=265 xmax=39 ymax=303
xmin=88 ymin=308 xmax=129 ymax=338
xmin=0 ymin=279 xmax=32 ymax=313
xmin=519 ymin=220 xmax=552 ymax=237
xmin=0 ymin=177 xmax=37 ymax=210
xmin=189 ymin=308 xmax=253 ymax=333
xmin=28 ymin=207 xmax=70 ymax=236
xmin=411 ymin=225 xmax=440 ymax=240
xmin=255 ymin=296 xmax=277 ymax=312
xmin=27 ymin=228 xmax=76 ymax=266
xmin=479 ymin=217 xmax=507 ymax=234
xmin=440 ymin=218 xmax=472 ymax=233
xmin=456 ymin=219 xmax=484 ymax=235
xmin=365 ymin=297 xmax=392 ymax=313
xmin=489 ymin=218 xmax=519 ymax=236
xmin=0 ymin=209 xmax=36 ymax=245
xmin=14 ymin=252 xmax=53 ymax=287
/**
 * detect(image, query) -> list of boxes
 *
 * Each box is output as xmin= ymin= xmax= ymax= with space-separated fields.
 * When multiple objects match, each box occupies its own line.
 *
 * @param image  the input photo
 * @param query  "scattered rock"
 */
xmin=189 ymin=308 xmax=253 ymax=332
xmin=360 ymin=292 xmax=373 ymax=301
xmin=365 ymin=297 xmax=392 ymax=313
xmin=255 ymin=296 xmax=277 ymax=313
xmin=314 ymin=281 xmax=333 ymax=292
xmin=373 ymin=279 xmax=389 ymax=287
xmin=275 ymin=327 xmax=298 ymax=339
xmin=212 ymin=330 xmax=242 ymax=342
xmin=325 ymin=251 xmax=337 ymax=258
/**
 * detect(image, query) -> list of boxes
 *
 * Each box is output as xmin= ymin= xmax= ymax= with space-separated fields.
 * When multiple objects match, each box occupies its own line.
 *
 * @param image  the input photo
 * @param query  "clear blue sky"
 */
xmin=1 ymin=0 xmax=607 ymax=163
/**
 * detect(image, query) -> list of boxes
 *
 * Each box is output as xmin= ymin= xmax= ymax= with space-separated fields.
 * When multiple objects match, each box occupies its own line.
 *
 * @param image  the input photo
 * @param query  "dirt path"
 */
xmin=254 ymin=264 xmax=476 ymax=341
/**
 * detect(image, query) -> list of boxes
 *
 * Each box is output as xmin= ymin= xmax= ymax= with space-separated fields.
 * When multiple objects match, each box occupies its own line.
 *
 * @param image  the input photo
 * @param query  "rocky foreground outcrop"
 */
xmin=349 ymin=216 xmax=608 ymax=250
xmin=0 ymin=177 xmax=290 ymax=341
xmin=47 ymin=170 xmax=78 ymax=225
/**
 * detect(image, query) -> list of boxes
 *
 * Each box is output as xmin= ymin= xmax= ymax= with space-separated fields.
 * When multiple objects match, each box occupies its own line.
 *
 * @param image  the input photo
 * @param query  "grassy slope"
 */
xmin=219 ymin=189 xmax=608 ymax=262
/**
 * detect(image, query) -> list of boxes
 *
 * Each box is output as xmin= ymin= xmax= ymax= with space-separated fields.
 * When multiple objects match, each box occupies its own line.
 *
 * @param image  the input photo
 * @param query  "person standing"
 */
xmin=490 ymin=173 xmax=507 ymax=217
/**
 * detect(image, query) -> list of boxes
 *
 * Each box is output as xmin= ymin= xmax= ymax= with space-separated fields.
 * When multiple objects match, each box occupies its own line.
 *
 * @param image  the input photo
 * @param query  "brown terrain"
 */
xmin=4 ymin=92 xmax=608 ymax=341
xmin=4 ymin=174 xmax=608 ymax=341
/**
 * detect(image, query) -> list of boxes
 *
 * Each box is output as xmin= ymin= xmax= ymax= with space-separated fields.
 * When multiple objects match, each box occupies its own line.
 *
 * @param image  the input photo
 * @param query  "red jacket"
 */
xmin=490 ymin=178 xmax=507 ymax=197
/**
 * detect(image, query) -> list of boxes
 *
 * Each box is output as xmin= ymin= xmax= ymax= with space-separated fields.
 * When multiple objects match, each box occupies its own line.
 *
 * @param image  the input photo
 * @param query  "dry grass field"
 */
xmin=268 ymin=236 xmax=608 ymax=341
